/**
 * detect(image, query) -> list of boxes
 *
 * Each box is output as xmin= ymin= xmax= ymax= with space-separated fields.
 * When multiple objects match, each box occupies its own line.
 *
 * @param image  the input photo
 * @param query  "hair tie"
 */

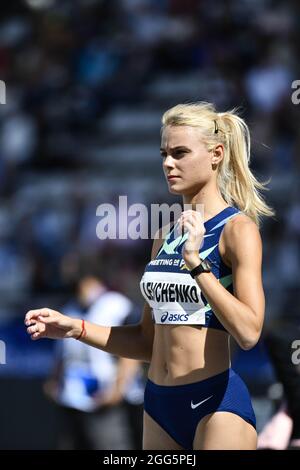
xmin=214 ymin=120 xmax=218 ymax=134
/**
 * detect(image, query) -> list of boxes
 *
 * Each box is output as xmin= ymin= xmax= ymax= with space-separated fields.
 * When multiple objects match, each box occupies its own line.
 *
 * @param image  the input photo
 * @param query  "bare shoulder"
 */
xmin=151 ymin=221 xmax=173 ymax=259
xmin=225 ymin=212 xmax=259 ymax=234
xmin=222 ymin=213 xmax=262 ymax=265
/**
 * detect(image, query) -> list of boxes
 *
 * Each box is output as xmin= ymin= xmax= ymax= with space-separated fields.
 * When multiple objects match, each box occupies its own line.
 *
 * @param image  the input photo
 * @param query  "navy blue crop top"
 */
xmin=140 ymin=206 xmax=241 ymax=331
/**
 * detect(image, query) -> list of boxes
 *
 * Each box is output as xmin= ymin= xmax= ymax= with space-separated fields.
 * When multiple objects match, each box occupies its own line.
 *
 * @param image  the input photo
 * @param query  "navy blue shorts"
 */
xmin=144 ymin=368 xmax=256 ymax=449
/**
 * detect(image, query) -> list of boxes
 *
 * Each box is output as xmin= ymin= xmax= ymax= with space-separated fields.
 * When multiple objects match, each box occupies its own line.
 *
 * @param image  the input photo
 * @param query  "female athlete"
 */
xmin=25 ymin=102 xmax=274 ymax=450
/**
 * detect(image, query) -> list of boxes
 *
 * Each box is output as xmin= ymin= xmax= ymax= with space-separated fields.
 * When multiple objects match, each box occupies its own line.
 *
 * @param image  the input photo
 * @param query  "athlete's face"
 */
xmin=161 ymin=125 xmax=215 ymax=196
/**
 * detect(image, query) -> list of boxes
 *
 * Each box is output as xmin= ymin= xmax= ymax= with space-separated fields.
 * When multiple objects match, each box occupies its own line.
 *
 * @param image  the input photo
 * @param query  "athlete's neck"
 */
xmin=182 ymin=185 xmax=228 ymax=222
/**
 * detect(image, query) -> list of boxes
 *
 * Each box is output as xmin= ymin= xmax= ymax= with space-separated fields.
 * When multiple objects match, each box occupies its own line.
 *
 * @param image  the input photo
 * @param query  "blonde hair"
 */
xmin=162 ymin=102 xmax=275 ymax=226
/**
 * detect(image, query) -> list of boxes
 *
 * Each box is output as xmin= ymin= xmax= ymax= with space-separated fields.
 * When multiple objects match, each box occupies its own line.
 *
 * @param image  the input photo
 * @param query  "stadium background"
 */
xmin=0 ymin=0 xmax=299 ymax=449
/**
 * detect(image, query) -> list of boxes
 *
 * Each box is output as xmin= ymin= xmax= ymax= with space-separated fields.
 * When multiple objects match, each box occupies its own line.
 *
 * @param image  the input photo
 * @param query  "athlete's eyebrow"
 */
xmin=160 ymin=146 xmax=192 ymax=153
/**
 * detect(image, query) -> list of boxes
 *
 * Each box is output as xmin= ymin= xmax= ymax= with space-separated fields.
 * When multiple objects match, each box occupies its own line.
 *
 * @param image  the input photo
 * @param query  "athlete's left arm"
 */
xmin=193 ymin=216 xmax=265 ymax=350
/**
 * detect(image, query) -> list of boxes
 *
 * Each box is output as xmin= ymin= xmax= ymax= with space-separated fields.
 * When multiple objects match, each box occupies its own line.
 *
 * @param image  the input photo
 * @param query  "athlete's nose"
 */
xmin=163 ymin=155 xmax=176 ymax=170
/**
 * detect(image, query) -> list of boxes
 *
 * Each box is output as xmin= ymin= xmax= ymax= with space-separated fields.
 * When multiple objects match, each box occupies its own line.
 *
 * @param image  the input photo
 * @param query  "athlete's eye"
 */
xmin=174 ymin=150 xmax=185 ymax=156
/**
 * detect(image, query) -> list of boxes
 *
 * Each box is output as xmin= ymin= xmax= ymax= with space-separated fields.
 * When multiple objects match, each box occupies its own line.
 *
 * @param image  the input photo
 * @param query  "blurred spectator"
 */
xmin=258 ymin=319 xmax=300 ymax=450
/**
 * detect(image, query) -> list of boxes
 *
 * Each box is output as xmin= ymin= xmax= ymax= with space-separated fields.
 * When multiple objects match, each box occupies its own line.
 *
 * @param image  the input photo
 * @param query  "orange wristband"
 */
xmin=75 ymin=319 xmax=86 ymax=340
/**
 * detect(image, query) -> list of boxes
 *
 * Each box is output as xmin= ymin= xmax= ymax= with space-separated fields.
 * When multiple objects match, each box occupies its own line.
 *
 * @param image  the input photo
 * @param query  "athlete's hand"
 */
xmin=24 ymin=308 xmax=81 ymax=341
xmin=178 ymin=210 xmax=205 ymax=270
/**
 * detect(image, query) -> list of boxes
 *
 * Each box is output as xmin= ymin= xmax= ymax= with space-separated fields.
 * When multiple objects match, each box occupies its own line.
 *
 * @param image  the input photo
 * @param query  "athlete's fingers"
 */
xmin=180 ymin=220 xmax=197 ymax=239
xmin=27 ymin=322 xmax=42 ymax=335
xmin=181 ymin=219 xmax=197 ymax=233
xmin=180 ymin=217 xmax=196 ymax=230
xmin=25 ymin=310 xmax=39 ymax=325
xmin=25 ymin=308 xmax=50 ymax=326
xmin=27 ymin=324 xmax=36 ymax=335
xmin=28 ymin=322 xmax=46 ymax=337
xmin=177 ymin=212 xmax=196 ymax=231
xmin=180 ymin=214 xmax=198 ymax=227
xmin=181 ymin=215 xmax=205 ymax=235
xmin=37 ymin=313 xmax=55 ymax=323
xmin=178 ymin=222 xmax=193 ymax=238
xmin=31 ymin=333 xmax=39 ymax=340
xmin=181 ymin=211 xmax=204 ymax=227
xmin=31 ymin=331 xmax=43 ymax=341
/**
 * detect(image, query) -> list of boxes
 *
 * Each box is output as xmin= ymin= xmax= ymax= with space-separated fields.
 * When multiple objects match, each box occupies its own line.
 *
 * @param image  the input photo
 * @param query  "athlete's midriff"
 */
xmin=148 ymin=324 xmax=230 ymax=386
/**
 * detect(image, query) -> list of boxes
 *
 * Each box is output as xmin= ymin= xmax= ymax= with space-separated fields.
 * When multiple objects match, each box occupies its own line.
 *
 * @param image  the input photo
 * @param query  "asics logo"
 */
xmin=191 ymin=395 xmax=213 ymax=409
xmin=161 ymin=311 xmax=169 ymax=323
xmin=161 ymin=311 xmax=189 ymax=323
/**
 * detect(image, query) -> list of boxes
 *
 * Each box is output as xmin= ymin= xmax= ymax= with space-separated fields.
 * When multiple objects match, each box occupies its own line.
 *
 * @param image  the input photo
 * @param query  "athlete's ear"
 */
xmin=211 ymin=144 xmax=224 ymax=167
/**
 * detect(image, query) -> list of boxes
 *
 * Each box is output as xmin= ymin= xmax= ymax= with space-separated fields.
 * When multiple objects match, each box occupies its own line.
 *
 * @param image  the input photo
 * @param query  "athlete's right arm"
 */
xmin=24 ymin=226 xmax=168 ymax=363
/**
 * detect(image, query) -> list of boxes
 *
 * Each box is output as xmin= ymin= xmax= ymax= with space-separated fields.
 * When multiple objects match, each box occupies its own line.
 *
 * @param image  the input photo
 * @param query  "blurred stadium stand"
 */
xmin=0 ymin=0 xmax=299 ymax=448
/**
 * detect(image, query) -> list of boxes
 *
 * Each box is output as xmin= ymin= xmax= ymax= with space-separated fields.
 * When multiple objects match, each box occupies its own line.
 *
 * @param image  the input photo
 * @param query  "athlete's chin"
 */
xmin=167 ymin=184 xmax=189 ymax=195
xmin=168 ymin=186 xmax=183 ymax=194
xmin=167 ymin=181 xmax=182 ymax=194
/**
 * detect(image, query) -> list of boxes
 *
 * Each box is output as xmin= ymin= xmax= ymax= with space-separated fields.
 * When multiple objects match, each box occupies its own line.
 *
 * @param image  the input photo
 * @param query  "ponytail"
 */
xmin=162 ymin=102 xmax=275 ymax=226
xmin=216 ymin=110 xmax=275 ymax=225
